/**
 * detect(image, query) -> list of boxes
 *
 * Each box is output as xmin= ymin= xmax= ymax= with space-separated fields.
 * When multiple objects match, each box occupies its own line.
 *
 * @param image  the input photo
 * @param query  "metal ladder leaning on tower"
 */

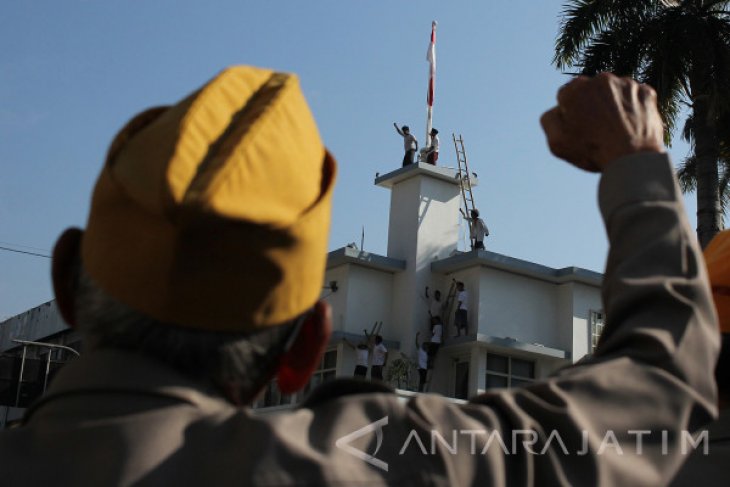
xmin=441 ymin=134 xmax=478 ymax=331
xmin=452 ymin=133 xmax=477 ymax=227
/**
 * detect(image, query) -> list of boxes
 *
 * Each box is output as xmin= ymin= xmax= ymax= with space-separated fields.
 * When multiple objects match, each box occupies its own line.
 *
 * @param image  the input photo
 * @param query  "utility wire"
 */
xmin=0 ymin=245 xmax=51 ymax=259
xmin=0 ymin=240 xmax=50 ymax=253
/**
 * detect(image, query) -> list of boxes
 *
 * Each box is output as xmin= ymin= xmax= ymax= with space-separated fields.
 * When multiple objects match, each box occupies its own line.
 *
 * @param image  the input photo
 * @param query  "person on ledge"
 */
xmin=393 ymin=123 xmax=418 ymax=167
xmin=466 ymin=208 xmax=489 ymax=250
xmin=424 ymin=127 xmax=439 ymax=165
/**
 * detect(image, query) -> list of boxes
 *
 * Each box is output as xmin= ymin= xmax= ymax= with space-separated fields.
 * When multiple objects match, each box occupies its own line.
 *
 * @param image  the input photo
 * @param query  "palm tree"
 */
xmin=679 ymin=111 xmax=730 ymax=213
xmin=553 ymin=0 xmax=730 ymax=247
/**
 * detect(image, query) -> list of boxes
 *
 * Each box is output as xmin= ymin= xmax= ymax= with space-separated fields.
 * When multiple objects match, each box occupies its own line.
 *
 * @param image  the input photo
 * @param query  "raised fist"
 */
xmin=540 ymin=73 xmax=664 ymax=172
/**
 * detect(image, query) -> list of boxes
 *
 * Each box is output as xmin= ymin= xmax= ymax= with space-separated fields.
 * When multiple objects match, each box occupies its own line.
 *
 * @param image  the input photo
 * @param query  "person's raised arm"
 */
xmin=474 ymin=72 xmax=720 ymax=484
xmin=425 ymin=73 xmax=719 ymax=486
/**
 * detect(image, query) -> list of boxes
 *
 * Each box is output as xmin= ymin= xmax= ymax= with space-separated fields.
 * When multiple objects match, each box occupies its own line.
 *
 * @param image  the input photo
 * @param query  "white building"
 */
xmin=318 ymin=162 xmax=603 ymax=401
xmin=0 ymin=161 xmax=605 ymax=421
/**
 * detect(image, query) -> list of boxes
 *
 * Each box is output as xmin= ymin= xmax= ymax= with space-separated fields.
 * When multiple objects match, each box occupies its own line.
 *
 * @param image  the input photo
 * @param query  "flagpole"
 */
xmin=425 ymin=21 xmax=437 ymax=151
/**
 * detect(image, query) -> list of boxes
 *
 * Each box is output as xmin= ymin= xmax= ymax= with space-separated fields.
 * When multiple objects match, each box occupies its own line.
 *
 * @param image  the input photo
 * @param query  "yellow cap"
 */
xmin=704 ymin=230 xmax=730 ymax=334
xmin=81 ymin=66 xmax=337 ymax=332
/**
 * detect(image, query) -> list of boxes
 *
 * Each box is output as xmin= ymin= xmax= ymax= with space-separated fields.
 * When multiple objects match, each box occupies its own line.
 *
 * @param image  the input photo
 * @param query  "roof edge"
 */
xmin=327 ymin=246 xmax=406 ymax=273
xmin=431 ymin=249 xmax=602 ymax=286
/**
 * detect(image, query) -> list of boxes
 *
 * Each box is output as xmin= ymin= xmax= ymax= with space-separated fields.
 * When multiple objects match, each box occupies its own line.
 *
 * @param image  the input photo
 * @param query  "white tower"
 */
xmin=375 ymin=162 xmax=469 ymax=355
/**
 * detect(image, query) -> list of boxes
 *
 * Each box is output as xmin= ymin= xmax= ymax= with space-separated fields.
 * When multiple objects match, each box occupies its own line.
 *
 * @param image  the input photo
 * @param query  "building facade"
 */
xmin=320 ymin=163 xmax=603 ymax=400
xmin=0 ymin=163 xmax=604 ymax=423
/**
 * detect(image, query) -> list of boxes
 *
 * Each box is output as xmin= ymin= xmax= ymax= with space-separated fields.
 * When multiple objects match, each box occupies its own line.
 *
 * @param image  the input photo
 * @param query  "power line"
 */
xmin=0 ymin=240 xmax=50 ymax=253
xmin=0 ymin=245 xmax=51 ymax=259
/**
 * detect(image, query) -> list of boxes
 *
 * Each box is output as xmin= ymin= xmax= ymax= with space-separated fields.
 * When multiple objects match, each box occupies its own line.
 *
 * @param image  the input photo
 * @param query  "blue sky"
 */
xmin=0 ymin=1 xmax=717 ymax=319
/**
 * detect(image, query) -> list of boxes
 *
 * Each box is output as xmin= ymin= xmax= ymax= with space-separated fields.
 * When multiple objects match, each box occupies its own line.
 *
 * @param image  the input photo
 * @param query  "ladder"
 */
xmin=452 ymin=134 xmax=477 ymax=247
xmin=441 ymin=279 xmax=458 ymax=329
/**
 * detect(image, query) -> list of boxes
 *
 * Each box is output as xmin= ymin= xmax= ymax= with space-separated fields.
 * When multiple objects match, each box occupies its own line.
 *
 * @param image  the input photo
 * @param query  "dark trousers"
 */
xmin=354 ymin=365 xmax=368 ymax=378
xmin=474 ymin=240 xmax=484 ymax=250
xmin=418 ymin=368 xmax=427 ymax=392
xmin=455 ymin=309 xmax=468 ymax=334
xmin=371 ymin=365 xmax=384 ymax=380
xmin=427 ymin=343 xmax=440 ymax=369
xmin=426 ymin=151 xmax=438 ymax=165
xmin=402 ymin=149 xmax=416 ymax=167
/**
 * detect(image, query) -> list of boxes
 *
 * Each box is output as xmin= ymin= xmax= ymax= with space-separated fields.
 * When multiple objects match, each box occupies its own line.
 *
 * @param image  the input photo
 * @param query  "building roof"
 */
xmin=445 ymin=333 xmax=569 ymax=360
xmin=431 ymin=249 xmax=602 ymax=287
xmin=0 ymin=300 xmax=68 ymax=353
xmin=374 ymin=162 xmax=478 ymax=189
xmin=327 ymin=246 xmax=406 ymax=273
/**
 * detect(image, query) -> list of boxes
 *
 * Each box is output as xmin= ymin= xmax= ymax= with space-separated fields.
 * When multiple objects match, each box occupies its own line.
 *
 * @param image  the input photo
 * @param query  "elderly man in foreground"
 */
xmin=0 ymin=68 xmax=719 ymax=486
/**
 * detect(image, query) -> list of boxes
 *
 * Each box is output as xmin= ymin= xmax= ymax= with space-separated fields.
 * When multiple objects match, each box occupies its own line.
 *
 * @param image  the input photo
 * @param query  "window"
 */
xmin=485 ymin=352 xmax=535 ymax=389
xmin=257 ymin=379 xmax=293 ymax=408
xmin=254 ymin=348 xmax=339 ymax=409
xmin=590 ymin=310 xmax=605 ymax=353
xmin=302 ymin=349 xmax=338 ymax=396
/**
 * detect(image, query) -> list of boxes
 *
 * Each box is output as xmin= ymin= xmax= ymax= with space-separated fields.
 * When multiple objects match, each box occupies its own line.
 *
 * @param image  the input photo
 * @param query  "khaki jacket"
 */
xmin=0 ymin=153 xmax=719 ymax=486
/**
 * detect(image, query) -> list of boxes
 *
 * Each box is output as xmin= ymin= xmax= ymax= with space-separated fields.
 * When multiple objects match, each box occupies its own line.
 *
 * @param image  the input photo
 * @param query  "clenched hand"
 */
xmin=540 ymin=72 xmax=664 ymax=172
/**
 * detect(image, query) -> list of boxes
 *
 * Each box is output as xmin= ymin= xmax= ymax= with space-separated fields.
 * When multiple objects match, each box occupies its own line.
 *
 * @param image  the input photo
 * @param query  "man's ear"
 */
xmin=277 ymin=300 xmax=332 ymax=394
xmin=51 ymin=228 xmax=83 ymax=328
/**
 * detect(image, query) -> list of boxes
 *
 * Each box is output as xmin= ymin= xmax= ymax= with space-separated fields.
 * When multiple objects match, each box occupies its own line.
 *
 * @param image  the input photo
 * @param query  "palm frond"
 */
xmin=677 ymin=156 xmax=698 ymax=193
xmin=677 ymin=155 xmax=730 ymax=214
xmin=554 ymin=0 xmax=658 ymax=70
xmin=578 ymin=22 xmax=646 ymax=75
xmin=640 ymin=10 xmax=694 ymax=141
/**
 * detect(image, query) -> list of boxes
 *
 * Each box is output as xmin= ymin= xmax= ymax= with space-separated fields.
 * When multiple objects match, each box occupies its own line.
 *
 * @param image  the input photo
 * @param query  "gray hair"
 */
xmin=73 ymin=261 xmax=298 ymax=402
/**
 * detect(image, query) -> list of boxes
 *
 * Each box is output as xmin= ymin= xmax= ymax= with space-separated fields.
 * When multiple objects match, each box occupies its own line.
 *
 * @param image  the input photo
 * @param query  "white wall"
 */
xmin=477 ymin=268 xmax=560 ymax=348
xmin=570 ymin=282 xmax=603 ymax=361
xmin=556 ymin=283 xmax=578 ymax=354
xmin=474 ymin=267 xmax=601 ymax=358
xmin=384 ymin=169 xmax=461 ymax=358
xmin=323 ymin=264 xmax=395 ymax=337
xmin=345 ymin=266 xmax=395 ymax=336
xmin=323 ymin=266 xmax=350 ymax=332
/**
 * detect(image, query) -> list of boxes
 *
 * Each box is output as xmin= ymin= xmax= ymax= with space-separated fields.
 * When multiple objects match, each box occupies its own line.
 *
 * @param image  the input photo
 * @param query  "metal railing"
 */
xmin=11 ymin=339 xmax=80 ymax=408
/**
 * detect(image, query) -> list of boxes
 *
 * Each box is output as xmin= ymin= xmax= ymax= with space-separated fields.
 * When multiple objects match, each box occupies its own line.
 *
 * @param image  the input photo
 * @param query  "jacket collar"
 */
xmin=24 ymin=348 xmax=233 ymax=423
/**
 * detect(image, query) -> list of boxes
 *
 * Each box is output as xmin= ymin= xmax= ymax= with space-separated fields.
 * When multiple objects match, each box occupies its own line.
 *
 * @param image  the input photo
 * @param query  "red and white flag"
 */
xmin=426 ymin=21 xmax=437 ymax=107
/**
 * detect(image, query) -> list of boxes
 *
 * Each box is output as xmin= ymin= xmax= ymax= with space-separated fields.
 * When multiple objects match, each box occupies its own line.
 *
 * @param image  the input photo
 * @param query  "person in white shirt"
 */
xmin=342 ymin=338 xmax=369 ymax=378
xmin=454 ymin=281 xmax=468 ymax=336
xmin=430 ymin=319 xmax=443 ymax=346
xmin=371 ymin=335 xmax=388 ymax=380
xmin=468 ymin=208 xmax=489 ymax=250
xmin=428 ymin=324 xmax=442 ymax=370
xmin=393 ymin=123 xmax=418 ymax=167
xmin=425 ymin=128 xmax=439 ymax=165
xmin=423 ymin=286 xmax=443 ymax=368
xmin=415 ymin=332 xmax=429 ymax=392
xmin=425 ymin=286 xmax=442 ymax=324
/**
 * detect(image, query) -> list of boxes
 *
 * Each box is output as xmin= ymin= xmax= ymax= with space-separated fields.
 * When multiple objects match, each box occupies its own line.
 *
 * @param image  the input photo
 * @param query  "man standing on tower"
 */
xmin=467 ymin=208 xmax=489 ymax=250
xmin=393 ymin=123 xmax=418 ymax=167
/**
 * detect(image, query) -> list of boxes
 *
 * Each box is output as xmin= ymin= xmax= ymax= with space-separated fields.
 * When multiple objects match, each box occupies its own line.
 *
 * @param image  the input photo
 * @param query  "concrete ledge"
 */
xmin=327 ymin=246 xmax=406 ymax=273
xmin=431 ymin=249 xmax=602 ymax=287
xmin=374 ymin=162 xmax=478 ymax=189
xmin=444 ymin=333 xmax=568 ymax=360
